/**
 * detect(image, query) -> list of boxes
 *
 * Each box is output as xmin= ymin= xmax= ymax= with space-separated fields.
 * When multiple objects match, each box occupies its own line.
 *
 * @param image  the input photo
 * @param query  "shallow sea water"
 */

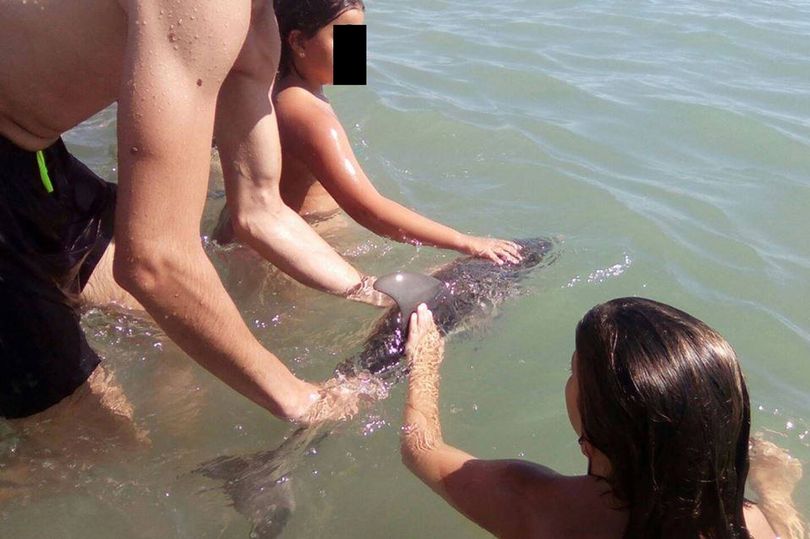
xmin=1 ymin=0 xmax=809 ymax=537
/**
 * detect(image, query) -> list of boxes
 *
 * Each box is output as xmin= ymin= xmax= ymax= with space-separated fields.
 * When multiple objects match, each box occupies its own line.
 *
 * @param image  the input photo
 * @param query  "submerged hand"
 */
xmin=295 ymin=383 xmax=360 ymax=425
xmin=748 ymin=435 xmax=805 ymax=539
xmin=748 ymin=434 xmax=804 ymax=497
xmin=462 ymin=236 xmax=522 ymax=265
xmin=345 ymin=275 xmax=395 ymax=308
xmin=291 ymin=375 xmax=388 ymax=426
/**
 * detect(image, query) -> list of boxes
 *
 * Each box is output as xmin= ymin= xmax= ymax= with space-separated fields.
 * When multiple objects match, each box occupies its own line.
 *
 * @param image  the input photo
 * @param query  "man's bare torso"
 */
xmin=0 ymin=0 xmax=278 ymax=151
xmin=0 ymin=0 xmax=128 ymax=149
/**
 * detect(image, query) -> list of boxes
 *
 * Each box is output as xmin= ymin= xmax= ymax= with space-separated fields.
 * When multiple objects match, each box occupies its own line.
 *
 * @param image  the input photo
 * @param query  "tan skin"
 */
xmin=401 ymin=306 xmax=777 ymax=538
xmin=269 ymin=8 xmax=522 ymax=265
xmin=0 ymin=0 xmax=366 ymax=424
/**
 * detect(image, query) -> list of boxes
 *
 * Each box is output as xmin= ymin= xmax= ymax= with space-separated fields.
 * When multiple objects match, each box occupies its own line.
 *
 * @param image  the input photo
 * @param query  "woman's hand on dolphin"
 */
xmin=405 ymin=304 xmax=445 ymax=370
xmin=462 ymin=236 xmax=522 ymax=265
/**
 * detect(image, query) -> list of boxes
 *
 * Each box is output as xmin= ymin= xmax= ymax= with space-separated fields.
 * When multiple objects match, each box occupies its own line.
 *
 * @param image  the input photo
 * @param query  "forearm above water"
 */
xmin=346 ymin=194 xmax=468 ymax=253
xmin=232 ymin=204 xmax=391 ymax=305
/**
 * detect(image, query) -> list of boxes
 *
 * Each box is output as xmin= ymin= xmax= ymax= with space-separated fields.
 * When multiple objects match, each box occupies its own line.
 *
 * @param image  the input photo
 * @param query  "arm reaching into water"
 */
xmin=113 ymin=0 xmax=368 ymax=423
xmin=208 ymin=5 xmax=389 ymax=307
xmin=214 ymin=79 xmax=389 ymax=305
xmin=399 ymin=308 xmax=782 ymax=538
xmin=276 ymin=91 xmax=522 ymax=265
xmin=400 ymin=305 xmax=557 ymax=538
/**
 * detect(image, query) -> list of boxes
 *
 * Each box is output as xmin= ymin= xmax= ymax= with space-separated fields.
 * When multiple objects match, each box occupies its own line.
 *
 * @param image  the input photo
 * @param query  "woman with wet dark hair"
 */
xmin=571 ymin=299 xmax=753 ymax=537
xmin=274 ymin=0 xmax=366 ymax=78
xmin=399 ymin=299 xmax=802 ymax=538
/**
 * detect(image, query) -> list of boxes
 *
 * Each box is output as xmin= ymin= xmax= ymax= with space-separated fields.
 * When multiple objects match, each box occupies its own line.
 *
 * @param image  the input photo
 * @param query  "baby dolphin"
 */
xmin=196 ymin=237 xmax=559 ymax=538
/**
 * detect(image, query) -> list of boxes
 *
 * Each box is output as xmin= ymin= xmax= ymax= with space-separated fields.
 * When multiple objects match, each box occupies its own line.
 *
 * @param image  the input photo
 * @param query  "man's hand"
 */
xmin=345 ymin=275 xmax=394 ymax=307
xmin=290 ymin=374 xmax=388 ymax=425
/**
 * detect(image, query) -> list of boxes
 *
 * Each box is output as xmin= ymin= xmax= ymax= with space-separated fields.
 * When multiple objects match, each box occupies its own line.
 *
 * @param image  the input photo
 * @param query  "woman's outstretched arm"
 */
xmin=400 ymin=305 xmax=560 ymax=538
xmin=276 ymin=91 xmax=522 ymax=264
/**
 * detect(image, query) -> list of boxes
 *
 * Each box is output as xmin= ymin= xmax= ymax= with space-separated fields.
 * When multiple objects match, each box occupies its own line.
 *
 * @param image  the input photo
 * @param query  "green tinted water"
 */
xmin=2 ymin=0 xmax=808 ymax=537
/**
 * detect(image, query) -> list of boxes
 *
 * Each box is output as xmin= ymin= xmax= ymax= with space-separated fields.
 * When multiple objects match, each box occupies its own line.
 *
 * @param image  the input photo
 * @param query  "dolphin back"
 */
xmin=338 ymin=237 xmax=557 ymax=380
xmin=194 ymin=236 xmax=558 ymax=538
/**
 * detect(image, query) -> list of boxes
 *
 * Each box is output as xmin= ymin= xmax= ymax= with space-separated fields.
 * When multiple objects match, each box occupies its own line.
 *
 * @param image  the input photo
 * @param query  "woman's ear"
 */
xmin=578 ymin=435 xmax=594 ymax=460
xmin=288 ymin=29 xmax=306 ymax=57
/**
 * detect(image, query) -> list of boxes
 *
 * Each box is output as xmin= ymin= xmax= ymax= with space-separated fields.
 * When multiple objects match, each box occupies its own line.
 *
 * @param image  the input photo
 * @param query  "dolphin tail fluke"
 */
xmin=194 ymin=425 xmax=334 ymax=538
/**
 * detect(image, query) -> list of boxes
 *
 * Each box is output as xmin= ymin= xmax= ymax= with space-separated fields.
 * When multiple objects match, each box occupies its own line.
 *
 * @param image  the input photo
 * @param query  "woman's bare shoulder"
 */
xmin=502 ymin=461 xmax=597 ymax=497
xmin=273 ymin=85 xmax=340 ymax=144
xmin=498 ymin=462 xmax=626 ymax=538
xmin=274 ymin=85 xmax=332 ymax=119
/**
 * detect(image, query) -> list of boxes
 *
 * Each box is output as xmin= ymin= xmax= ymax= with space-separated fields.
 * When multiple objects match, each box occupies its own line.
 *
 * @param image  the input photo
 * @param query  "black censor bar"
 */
xmin=333 ymin=25 xmax=367 ymax=85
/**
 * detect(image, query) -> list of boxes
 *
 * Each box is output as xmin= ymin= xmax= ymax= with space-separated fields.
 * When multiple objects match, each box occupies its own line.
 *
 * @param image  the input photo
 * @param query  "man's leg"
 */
xmin=1 ymin=365 xmax=149 ymax=503
xmin=9 ymin=364 xmax=147 ymax=452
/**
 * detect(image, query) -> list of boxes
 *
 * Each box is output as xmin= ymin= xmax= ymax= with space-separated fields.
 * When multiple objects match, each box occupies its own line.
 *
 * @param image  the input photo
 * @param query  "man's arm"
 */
xmin=213 ymin=74 xmax=377 ymax=297
xmin=211 ymin=6 xmax=378 ymax=302
xmin=113 ymin=0 xmax=316 ymax=420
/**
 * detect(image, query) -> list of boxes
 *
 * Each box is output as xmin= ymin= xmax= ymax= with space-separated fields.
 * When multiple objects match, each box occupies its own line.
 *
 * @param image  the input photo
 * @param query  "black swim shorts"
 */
xmin=0 ymin=135 xmax=116 ymax=418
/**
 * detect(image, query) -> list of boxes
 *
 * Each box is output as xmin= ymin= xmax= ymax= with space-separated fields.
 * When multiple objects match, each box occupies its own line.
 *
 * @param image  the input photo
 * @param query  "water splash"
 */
xmin=565 ymin=253 xmax=633 ymax=288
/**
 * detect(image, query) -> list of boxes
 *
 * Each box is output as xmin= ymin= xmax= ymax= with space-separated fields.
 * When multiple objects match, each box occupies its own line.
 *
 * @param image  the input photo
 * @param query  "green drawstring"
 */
xmin=36 ymin=150 xmax=54 ymax=194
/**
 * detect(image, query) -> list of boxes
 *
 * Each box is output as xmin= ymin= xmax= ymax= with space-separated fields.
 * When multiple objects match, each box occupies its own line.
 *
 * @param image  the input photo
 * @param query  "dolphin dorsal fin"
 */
xmin=373 ymin=271 xmax=443 ymax=326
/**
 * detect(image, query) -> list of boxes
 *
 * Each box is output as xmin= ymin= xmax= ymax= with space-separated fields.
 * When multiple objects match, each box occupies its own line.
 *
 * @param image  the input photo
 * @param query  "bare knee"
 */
xmin=10 ymin=365 xmax=149 ymax=454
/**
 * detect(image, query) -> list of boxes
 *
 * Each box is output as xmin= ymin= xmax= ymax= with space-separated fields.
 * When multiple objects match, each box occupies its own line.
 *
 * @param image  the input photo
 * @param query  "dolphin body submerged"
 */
xmin=337 ymin=236 xmax=556 ymax=382
xmin=196 ymin=237 xmax=558 ymax=538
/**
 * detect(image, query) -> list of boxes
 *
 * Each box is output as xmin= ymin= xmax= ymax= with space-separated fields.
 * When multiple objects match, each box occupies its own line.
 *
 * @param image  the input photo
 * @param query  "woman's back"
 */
xmin=400 ymin=299 xmax=788 ymax=539
xmin=514 ymin=467 xmax=628 ymax=539
xmin=515 ymin=471 xmax=775 ymax=538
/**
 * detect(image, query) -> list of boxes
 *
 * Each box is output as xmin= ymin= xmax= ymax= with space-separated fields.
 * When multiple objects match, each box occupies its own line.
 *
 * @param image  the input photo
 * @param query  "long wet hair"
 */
xmin=575 ymin=297 xmax=751 ymax=538
xmin=274 ymin=0 xmax=365 ymax=76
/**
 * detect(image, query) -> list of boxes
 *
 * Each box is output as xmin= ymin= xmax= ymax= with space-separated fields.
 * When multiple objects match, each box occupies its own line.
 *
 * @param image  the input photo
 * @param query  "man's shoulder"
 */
xmin=124 ymin=0 xmax=252 ymax=59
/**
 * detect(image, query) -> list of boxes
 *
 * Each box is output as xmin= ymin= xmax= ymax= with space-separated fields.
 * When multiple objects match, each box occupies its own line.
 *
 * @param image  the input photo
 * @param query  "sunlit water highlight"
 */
xmin=2 ymin=0 xmax=809 ymax=537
